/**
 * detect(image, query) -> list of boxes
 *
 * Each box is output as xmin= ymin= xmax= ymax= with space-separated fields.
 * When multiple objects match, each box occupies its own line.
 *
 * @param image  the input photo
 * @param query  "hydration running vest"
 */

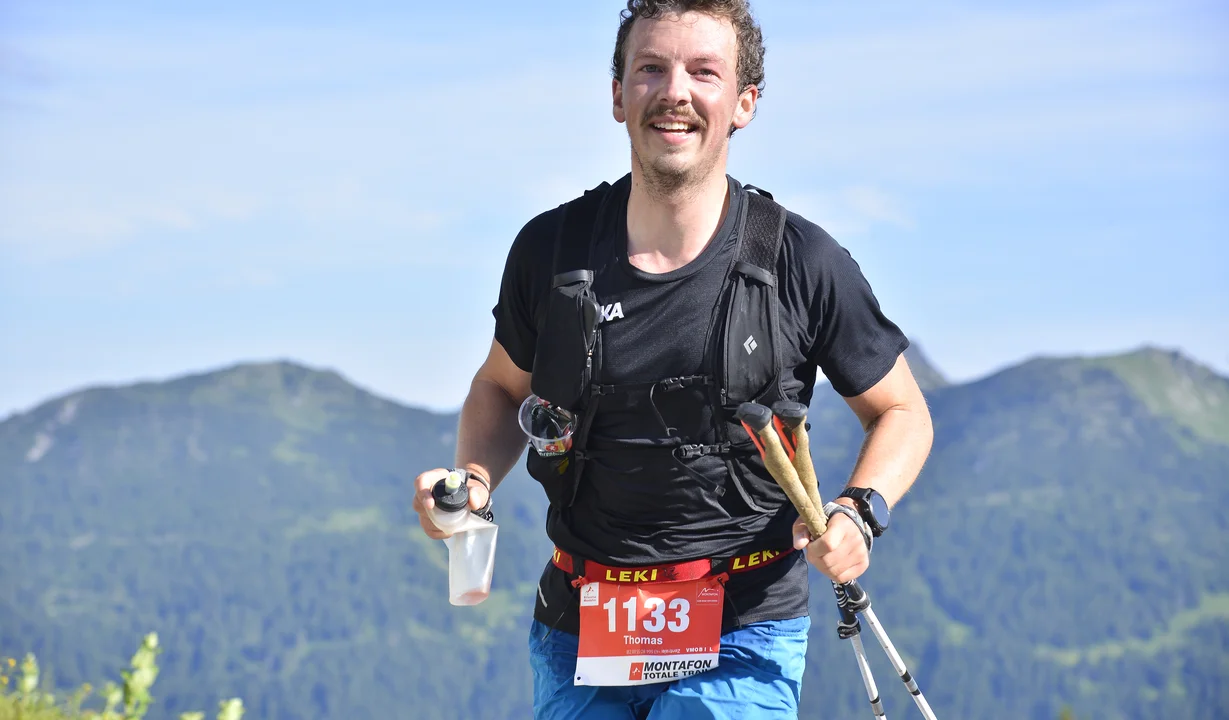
xmin=526 ymin=178 xmax=804 ymax=517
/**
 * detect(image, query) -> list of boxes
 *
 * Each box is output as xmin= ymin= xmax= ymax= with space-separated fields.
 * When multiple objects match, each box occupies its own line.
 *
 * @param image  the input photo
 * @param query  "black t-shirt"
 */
xmin=492 ymin=174 xmax=909 ymax=634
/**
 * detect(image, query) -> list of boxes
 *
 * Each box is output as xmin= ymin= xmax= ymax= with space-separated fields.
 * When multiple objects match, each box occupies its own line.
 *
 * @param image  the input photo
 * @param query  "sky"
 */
xmin=1 ymin=0 xmax=1226 ymax=416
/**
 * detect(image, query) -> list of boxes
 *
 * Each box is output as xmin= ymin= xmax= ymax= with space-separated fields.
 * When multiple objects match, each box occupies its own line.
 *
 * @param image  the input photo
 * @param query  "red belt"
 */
xmin=551 ymin=545 xmax=795 ymax=588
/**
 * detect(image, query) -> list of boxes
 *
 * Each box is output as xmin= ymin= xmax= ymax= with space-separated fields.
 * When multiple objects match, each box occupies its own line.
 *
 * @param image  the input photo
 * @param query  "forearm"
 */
xmin=842 ymin=403 xmax=933 ymax=508
xmin=454 ymin=377 xmax=528 ymax=492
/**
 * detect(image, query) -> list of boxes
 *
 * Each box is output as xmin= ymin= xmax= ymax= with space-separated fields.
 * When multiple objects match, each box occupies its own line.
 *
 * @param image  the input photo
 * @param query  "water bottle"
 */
xmin=427 ymin=470 xmax=473 ymax=533
xmin=427 ymin=470 xmax=498 ymax=606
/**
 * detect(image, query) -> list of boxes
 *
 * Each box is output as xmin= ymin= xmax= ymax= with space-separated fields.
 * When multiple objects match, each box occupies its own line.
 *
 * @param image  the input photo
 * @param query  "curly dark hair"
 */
xmin=611 ymin=0 xmax=766 ymax=97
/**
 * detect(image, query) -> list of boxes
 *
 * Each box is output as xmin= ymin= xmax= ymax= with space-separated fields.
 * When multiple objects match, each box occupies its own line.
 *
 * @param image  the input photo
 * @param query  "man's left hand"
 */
xmin=792 ymin=506 xmax=869 ymax=584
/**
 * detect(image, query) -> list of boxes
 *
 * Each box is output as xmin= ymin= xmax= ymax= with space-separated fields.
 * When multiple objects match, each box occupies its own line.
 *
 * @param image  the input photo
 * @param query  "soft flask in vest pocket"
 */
xmin=530 ymin=271 xmax=599 ymax=412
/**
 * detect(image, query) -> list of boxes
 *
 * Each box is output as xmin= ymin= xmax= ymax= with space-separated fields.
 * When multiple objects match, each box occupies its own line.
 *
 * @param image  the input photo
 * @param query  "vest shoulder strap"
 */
xmin=734 ymin=188 xmax=788 ymax=284
xmin=552 ymin=182 xmax=611 ymax=280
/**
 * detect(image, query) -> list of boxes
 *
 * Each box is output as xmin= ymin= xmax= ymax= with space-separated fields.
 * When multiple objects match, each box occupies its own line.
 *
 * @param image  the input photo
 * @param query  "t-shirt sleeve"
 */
xmin=491 ymin=208 xmax=562 ymax=373
xmin=788 ymin=214 xmax=910 ymax=397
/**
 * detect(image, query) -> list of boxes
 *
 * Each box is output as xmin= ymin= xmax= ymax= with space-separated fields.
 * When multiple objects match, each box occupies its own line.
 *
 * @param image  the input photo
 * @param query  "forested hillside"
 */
xmin=1 ymin=346 xmax=1225 ymax=719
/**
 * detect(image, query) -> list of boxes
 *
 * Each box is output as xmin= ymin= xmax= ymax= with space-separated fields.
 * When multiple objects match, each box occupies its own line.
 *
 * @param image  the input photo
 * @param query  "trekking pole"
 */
xmin=770 ymin=400 xmax=889 ymax=719
xmin=737 ymin=402 xmax=939 ymax=720
xmin=832 ymin=580 xmax=936 ymax=720
xmin=843 ymin=605 xmax=887 ymax=720
xmin=772 ymin=401 xmax=937 ymax=720
xmin=736 ymin=402 xmax=884 ymax=717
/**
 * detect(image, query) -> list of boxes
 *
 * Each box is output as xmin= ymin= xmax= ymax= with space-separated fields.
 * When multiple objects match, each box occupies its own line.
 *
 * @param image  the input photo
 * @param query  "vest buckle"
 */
xmin=660 ymin=377 xmax=686 ymax=392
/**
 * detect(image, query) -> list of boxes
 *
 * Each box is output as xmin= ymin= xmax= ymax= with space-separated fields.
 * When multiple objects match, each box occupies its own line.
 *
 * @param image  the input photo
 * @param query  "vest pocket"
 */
xmin=531 ymin=277 xmax=599 ymax=412
xmin=526 ymin=447 xmax=576 ymax=508
xmin=722 ymin=272 xmax=778 ymax=406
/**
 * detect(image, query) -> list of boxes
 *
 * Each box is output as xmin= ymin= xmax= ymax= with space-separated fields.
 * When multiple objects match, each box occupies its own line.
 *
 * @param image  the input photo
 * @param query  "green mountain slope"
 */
xmin=802 ymin=345 xmax=1229 ymax=719
xmin=0 ymin=361 xmax=555 ymax=720
xmin=1085 ymin=346 xmax=1229 ymax=447
xmin=1 ymin=349 xmax=1226 ymax=719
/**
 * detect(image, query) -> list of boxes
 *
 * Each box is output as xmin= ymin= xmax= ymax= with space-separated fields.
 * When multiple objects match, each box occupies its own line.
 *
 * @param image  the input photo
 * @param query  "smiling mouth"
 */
xmin=650 ymin=120 xmax=699 ymax=136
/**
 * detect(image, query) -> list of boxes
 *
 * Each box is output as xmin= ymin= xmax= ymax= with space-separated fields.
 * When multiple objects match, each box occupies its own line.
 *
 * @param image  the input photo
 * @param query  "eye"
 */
xmin=694 ymin=68 xmax=717 ymax=77
xmin=641 ymin=64 xmax=662 ymax=73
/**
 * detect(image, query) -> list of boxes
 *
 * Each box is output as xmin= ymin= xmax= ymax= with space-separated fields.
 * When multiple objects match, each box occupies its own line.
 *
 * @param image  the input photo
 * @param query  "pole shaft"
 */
xmin=863 ymin=608 xmax=938 ymax=720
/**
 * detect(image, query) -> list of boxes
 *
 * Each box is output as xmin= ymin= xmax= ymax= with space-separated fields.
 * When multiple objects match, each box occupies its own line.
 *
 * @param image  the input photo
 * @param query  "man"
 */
xmin=413 ymin=1 xmax=933 ymax=717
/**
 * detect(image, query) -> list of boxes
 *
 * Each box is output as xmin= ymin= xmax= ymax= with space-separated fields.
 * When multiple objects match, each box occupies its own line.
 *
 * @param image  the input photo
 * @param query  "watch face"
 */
xmin=868 ymin=492 xmax=890 ymax=531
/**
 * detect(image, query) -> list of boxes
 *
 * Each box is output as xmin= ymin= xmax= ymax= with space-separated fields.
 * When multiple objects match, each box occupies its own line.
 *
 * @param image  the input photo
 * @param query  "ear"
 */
xmin=731 ymin=85 xmax=758 ymax=131
xmin=613 ymin=78 xmax=626 ymax=124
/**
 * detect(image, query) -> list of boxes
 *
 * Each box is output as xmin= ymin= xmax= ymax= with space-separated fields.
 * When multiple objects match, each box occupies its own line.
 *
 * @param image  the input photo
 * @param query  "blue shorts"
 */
xmin=528 ymin=615 xmax=810 ymax=719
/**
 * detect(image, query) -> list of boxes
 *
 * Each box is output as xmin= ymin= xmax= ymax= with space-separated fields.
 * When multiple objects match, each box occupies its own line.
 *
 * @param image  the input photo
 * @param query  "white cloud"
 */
xmin=0 ymin=183 xmax=266 ymax=262
xmin=776 ymin=185 xmax=913 ymax=238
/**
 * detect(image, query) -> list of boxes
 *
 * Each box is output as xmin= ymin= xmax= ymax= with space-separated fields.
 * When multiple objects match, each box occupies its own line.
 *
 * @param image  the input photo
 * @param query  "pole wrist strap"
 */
xmin=823 ymin=502 xmax=872 ymax=554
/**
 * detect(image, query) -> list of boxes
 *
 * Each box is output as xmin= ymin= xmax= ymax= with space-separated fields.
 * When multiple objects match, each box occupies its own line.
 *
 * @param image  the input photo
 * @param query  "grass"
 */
xmin=0 ymin=635 xmax=244 ymax=720
xmin=1090 ymin=349 xmax=1229 ymax=446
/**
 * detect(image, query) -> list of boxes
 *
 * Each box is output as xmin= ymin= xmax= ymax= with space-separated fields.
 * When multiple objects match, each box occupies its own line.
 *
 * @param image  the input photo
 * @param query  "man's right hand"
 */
xmin=413 ymin=468 xmax=492 ymax=540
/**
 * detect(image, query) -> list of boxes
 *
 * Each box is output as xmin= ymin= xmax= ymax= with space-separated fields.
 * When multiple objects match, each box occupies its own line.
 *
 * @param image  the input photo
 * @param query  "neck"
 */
xmin=625 ymin=168 xmax=731 ymax=274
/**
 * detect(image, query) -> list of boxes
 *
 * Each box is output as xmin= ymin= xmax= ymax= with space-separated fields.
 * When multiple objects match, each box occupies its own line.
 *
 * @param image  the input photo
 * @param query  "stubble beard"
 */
xmin=629 ymin=115 xmax=726 ymax=202
xmin=631 ymin=140 xmax=723 ymax=202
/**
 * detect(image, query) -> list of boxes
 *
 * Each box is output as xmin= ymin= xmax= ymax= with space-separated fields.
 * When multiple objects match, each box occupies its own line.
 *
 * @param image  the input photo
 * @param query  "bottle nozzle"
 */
xmin=432 ymin=470 xmax=471 ymax=514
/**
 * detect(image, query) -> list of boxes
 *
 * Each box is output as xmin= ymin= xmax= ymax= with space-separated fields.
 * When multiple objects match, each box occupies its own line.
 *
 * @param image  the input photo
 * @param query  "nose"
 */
xmin=658 ymin=65 xmax=692 ymax=107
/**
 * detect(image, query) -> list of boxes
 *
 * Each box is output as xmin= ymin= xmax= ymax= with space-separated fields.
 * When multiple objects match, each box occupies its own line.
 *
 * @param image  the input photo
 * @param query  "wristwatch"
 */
xmin=837 ymin=487 xmax=890 ymax=537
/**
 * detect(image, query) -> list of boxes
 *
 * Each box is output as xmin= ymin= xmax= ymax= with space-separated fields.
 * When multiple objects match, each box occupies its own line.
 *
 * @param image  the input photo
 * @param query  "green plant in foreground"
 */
xmin=178 ymin=700 xmax=242 ymax=720
xmin=0 ymin=635 xmax=243 ymax=720
xmin=118 ymin=634 xmax=159 ymax=720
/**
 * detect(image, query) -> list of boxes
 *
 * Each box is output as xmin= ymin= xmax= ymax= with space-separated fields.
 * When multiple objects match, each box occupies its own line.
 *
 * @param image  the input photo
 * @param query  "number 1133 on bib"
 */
xmin=574 ymin=577 xmax=725 ymax=686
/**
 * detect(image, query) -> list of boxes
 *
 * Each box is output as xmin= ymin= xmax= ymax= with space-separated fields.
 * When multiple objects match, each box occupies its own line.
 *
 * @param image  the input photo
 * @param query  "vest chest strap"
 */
xmin=591 ymin=374 xmax=714 ymax=397
xmin=674 ymin=443 xmax=730 ymax=460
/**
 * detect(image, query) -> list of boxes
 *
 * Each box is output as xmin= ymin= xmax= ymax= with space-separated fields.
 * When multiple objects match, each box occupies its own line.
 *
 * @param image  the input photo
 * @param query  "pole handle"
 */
xmin=736 ymin=402 xmax=828 ymax=536
xmin=771 ymin=401 xmax=826 ymax=533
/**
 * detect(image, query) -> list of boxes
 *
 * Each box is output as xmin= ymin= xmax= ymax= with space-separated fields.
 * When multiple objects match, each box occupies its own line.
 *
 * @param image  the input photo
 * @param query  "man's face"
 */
xmin=613 ymin=12 xmax=757 ymax=194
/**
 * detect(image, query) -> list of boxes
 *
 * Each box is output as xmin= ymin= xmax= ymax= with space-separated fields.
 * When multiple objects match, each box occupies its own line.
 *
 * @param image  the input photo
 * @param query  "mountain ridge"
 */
xmin=7 ymin=344 xmax=1223 ymax=430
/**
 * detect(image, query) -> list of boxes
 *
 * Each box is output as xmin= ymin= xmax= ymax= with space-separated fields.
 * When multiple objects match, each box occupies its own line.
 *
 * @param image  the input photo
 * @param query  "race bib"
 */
xmin=574 ymin=577 xmax=725 ymax=686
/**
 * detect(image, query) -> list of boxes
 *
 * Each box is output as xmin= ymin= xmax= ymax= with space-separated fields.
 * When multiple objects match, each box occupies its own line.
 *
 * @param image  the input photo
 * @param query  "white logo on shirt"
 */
xmin=744 ymin=335 xmax=758 ymax=355
xmin=601 ymin=302 xmax=625 ymax=323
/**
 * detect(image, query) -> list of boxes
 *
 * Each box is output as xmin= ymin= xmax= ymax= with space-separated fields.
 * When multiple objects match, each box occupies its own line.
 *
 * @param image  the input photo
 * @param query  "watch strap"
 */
xmin=838 ymin=487 xmax=884 ymax=536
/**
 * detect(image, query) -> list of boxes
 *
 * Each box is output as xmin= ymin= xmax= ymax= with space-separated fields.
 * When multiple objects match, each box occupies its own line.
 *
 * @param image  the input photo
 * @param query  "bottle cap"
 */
xmin=432 ymin=470 xmax=470 ymax=513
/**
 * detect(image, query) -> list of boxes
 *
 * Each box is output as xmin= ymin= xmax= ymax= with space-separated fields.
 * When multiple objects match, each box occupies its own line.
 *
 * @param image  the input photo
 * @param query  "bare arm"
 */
xmin=413 ymin=338 xmax=531 ymax=539
xmin=454 ymin=338 xmax=534 ymax=492
xmin=794 ymin=353 xmax=933 ymax=583
xmin=838 ymin=353 xmax=934 ymax=509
